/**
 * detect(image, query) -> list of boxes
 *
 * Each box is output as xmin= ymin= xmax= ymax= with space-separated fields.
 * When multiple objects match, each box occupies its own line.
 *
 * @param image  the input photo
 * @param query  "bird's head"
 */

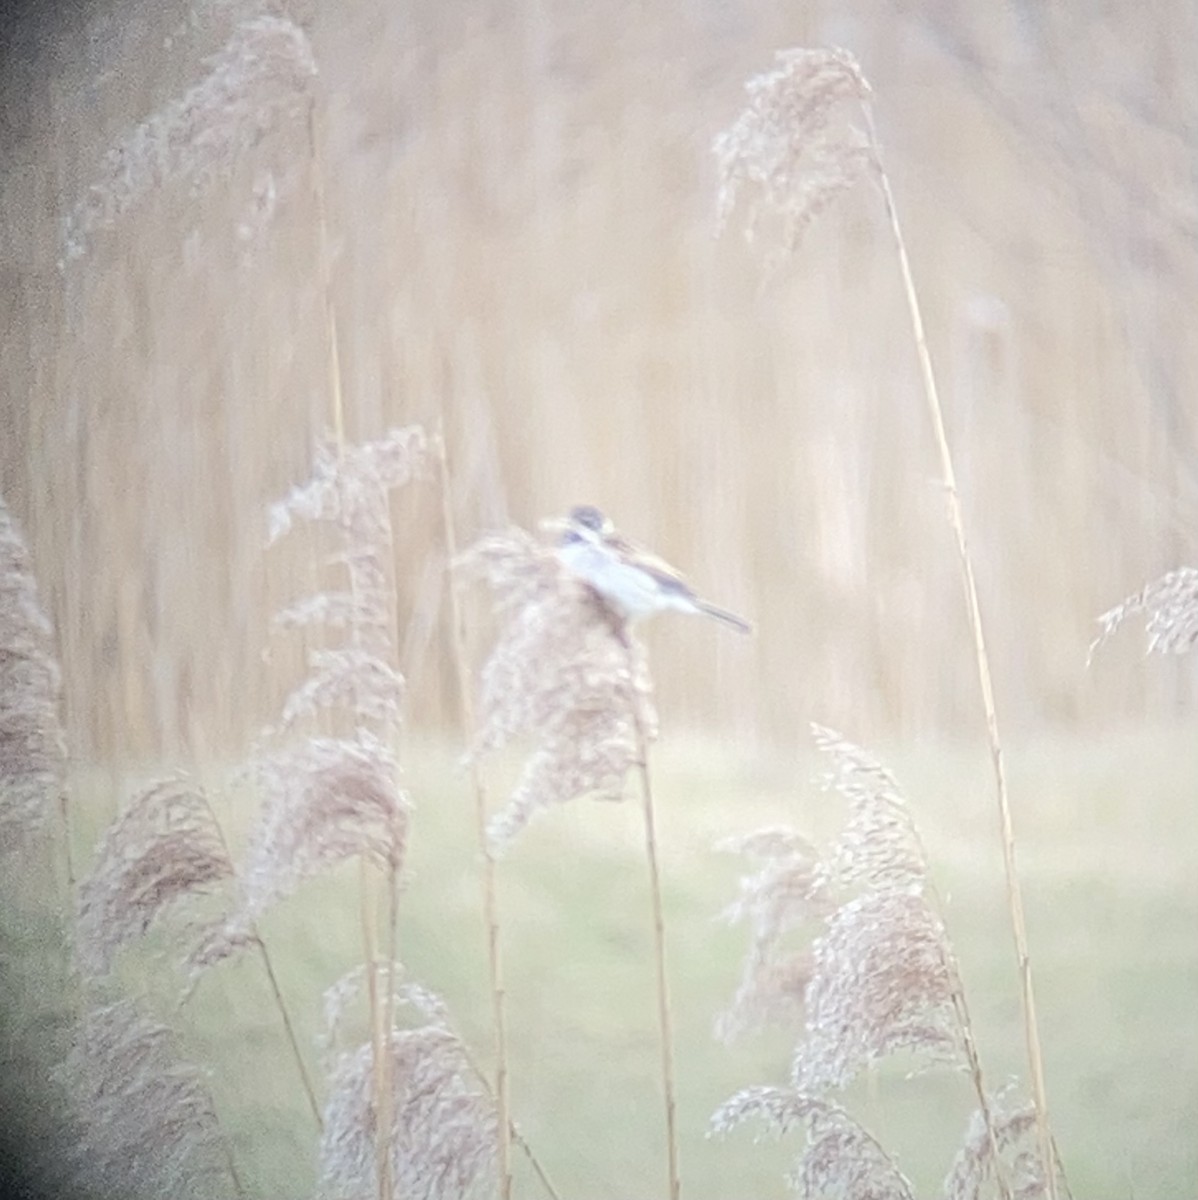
xmin=567 ymin=505 xmax=611 ymax=536
xmin=540 ymin=504 xmax=613 ymax=546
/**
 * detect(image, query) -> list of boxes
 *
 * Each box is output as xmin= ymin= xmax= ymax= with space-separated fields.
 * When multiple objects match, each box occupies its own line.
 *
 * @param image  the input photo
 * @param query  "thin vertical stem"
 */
xmin=307 ymin=99 xmax=346 ymax=449
xmin=865 ymin=109 xmax=1057 ymax=1200
xmin=306 ymin=95 xmax=390 ymax=1198
xmin=58 ymin=788 xmax=76 ymax=893
xmin=627 ymin=644 xmax=680 ymax=1200
xmin=436 ymin=428 xmax=512 ymax=1200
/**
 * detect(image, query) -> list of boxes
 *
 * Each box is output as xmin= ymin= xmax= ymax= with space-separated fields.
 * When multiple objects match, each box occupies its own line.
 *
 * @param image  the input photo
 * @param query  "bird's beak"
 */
xmin=538 ymin=515 xmax=572 ymax=534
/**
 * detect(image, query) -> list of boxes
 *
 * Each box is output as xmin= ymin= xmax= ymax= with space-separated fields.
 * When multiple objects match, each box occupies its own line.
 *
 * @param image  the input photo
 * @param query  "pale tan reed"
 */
xmin=714 ymin=46 xmax=1059 ymax=1198
xmin=436 ymin=428 xmax=513 ymax=1200
xmin=0 ymin=492 xmax=69 ymax=875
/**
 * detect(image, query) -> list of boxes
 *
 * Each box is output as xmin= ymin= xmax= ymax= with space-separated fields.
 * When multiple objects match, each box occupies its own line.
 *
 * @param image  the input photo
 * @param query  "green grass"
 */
xmin=3 ymin=722 xmax=1196 ymax=1198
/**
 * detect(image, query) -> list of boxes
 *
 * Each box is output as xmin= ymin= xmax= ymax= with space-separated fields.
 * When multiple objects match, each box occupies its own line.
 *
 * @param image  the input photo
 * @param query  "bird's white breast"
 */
xmin=557 ymin=539 xmax=662 ymax=618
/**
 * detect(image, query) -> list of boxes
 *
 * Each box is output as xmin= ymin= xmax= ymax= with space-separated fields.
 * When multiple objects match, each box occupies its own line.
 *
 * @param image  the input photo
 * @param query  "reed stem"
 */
xmin=436 ymin=427 xmax=513 ymax=1200
xmin=627 ymin=640 xmax=680 ymax=1200
xmin=865 ymin=108 xmax=1057 ymax=1200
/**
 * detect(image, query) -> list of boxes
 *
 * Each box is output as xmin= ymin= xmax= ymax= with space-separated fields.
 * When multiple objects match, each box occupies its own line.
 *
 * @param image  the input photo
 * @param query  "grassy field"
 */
xmin=4 ymin=722 xmax=1195 ymax=1198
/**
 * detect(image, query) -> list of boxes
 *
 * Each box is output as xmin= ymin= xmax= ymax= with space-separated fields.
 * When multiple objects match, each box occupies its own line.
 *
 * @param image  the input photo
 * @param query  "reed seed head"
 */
xmin=813 ymin=724 xmax=928 ymax=893
xmin=711 ymin=1090 xmax=915 ymax=1200
xmin=190 ymin=732 xmax=409 ymax=984
xmin=268 ymin=426 xmax=431 ymax=658
xmin=945 ymin=1086 xmax=1049 ymax=1200
xmin=795 ymin=888 xmax=963 ymax=1093
xmin=715 ymin=828 xmax=831 ymax=1042
xmin=0 ymin=495 xmax=66 ymax=855
xmin=790 ymin=1098 xmax=916 ymax=1200
xmin=54 ymin=998 xmax=230 ymax=1199
xmin=63 ymin=14 xmax=318 ymax=260
xmin=714 ymin=47 xmax=876 ymax=254
xmin=76 ymin=776 xmax=234 ymax=979
xmin=458 ymin=526 xmax=656 ymax=853
xmin=1089 ymin=566 xmax=1198 ymax=661
xmin=272 ymin=647 xmax=406 ymax=736
xmin=317 ymin=982 xmax=497 ymax=1200
xmin=239 ymin=730 xmax=410 ymax=918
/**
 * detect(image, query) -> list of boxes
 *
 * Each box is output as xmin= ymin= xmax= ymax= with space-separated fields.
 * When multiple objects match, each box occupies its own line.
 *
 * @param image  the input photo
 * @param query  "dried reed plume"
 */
xmin=715 ymin=48 xmax=1058 ymax=1195
xmin=711 ymin=1092 xmax=914 ymax=1200
xmin=76 ymin=775 xmax=233 ymax=979
xmin=714 ymin=827 xmax=829 ymax=1043
xmin=714 ymin=728 xmax=1043 ymax=1200
xmin=1088 ymin=566 xmax=1198 ymax=661
xmin=74 ymin=771 xmax=323 ymax=1125
xmin=268 ymin=425 xmax=431 ymax=659
xmin=945 ymin=1087 xmax=1048 ymax=1200
xmin=458 ymin=525 xmax=657 ymax=853
xmin=264 ymin=425 xmax=431 ymax=1195
xmin=317 ymin=968 xmax=498 ymax=1200
xmin=196 ymin=731 xmax=409 ymax=975
xmin=54 ymin=997 xmax=240 ymax=1199
xmin=714 ymin=48 xmax=875 ymax=256
xmin=0 ymin=493 xmax=67 ymax=861
xmin=63 ymin=14 xmax=317 ymax=260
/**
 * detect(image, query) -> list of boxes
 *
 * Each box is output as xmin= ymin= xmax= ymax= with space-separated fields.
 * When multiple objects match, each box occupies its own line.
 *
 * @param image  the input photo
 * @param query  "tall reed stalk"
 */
xmin=862 ymin=110 xmax=1056 ymax=1198
xmin=629 ymin=673 xmax=681 ymax=1200
xmin=435 ymin=428 xmax=513 ymax=1200
xmin=306 ymin=94 xmax=393 ymax=1200
xmin=714 ymin=48 xmax=1058 ymax=1194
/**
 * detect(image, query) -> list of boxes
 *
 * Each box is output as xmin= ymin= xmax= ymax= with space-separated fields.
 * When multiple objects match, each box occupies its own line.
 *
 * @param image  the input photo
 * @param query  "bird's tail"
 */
xmin=696 ymin=599 xmax=752 ymax=634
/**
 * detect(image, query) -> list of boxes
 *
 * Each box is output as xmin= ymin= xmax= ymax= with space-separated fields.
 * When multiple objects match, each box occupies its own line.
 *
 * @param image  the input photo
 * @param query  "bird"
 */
xmin=549 ymin=504 xmax=752 ymax=633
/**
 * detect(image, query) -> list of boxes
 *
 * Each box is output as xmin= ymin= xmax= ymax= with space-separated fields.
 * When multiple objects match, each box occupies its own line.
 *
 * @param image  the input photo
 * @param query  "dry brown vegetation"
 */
xmin=1 ymin=2 xmax=1196 ymax=1199
xmin=2 ymin=0 xmax=1196 ymax=761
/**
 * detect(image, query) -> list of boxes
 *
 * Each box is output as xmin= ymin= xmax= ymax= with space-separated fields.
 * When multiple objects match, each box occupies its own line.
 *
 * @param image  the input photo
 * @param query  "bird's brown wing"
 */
xmin=605 ymin=530 xmax=696 ymax=598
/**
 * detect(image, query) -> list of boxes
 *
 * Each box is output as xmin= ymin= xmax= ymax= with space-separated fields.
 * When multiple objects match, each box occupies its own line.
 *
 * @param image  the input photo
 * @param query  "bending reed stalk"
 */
xmin=202 ymin=793 xmax=323 ymax=1129
xmin=628 ymin=649 xmax=681 ymax=1200
xmin=436 ymin=429 xmax=513 ymax=1200
xmin=865 ymin=110 xmax=1057 ymax=1200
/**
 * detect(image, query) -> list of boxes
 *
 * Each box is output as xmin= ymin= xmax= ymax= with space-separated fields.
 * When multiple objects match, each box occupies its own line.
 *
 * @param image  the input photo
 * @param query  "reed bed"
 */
xmin=1 ymin=4 xmax=1195 ymax=1200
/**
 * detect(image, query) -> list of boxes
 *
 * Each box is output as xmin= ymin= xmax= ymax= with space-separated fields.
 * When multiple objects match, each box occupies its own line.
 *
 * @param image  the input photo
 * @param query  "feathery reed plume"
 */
xmin=715 ymin=49 xmax=1058 ymax=1195
xmin=74 ymin=774 xmax=323 ymax=1126
xmin=76 ymin=775 xmax=233 ymax=979
xmin=267 ymin=426 xmax=431 ymax=659
xmin=714 ymin=828 xmax=829 ymax=1042
xmin=711 ymin=1091 xmax=915 ymax=1200
xmin=713 ymin=48 xmax=875 ymax=257
xmin=436 ymin=430 xmax=513 ymax=1200
xmin=263 ymin=425 xmax=431 ymax=1197
xmin=271 ymin=647 xmax=406 ymax=734
xmin=54 ymin=997 xmax=241 ymax=1199
xmin=458 ymin=526 xmax=657 ymax=853
xmin=945 ymin=1086 xmax=1049 ymax=1200
xmin=0 ymin=493 xmax=69 ymax=871
xmin=317 ymin=968 xmax=498 ymax=1200
xmin=197 ymin=732 xmax=409 ymax=968
xmin=714 ymin=728 xmax=1034 ymax=1200
xmin=807 ymin=731 xmax=961 ymax=1089
xmin=796 ymin=887 xmax=962 ymax=1091
xmin=62 ymin=14 xmax=317 ymax=260
xmin=1088 ymin=566 xmax=1198 ymax=661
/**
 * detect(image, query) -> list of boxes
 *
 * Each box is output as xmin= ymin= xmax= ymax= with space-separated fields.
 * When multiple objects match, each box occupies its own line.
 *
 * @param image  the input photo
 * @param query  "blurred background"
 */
xmin=2 ymin=0 xmax=1196 ymax=762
